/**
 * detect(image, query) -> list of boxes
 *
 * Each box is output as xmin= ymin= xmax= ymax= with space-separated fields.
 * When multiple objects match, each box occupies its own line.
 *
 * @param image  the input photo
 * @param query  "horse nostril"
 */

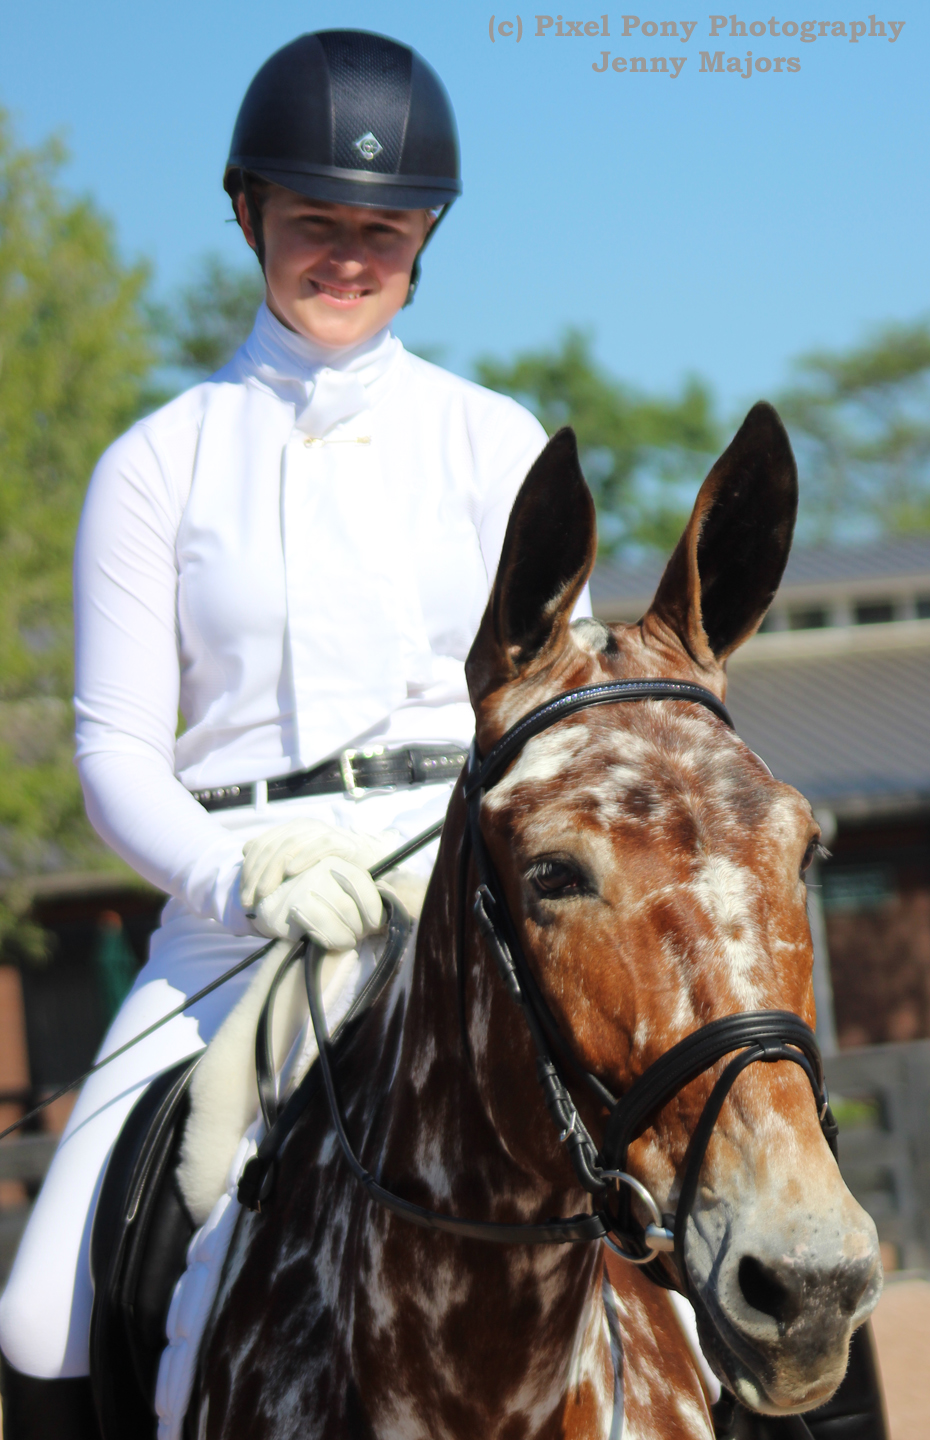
xmin=738 ymin=1256 xmax=796 ymax=1326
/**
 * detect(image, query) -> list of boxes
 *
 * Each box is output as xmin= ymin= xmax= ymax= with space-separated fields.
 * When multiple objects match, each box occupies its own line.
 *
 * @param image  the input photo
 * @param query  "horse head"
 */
xmin=463 ymin=403 xmax=881 ymax=1417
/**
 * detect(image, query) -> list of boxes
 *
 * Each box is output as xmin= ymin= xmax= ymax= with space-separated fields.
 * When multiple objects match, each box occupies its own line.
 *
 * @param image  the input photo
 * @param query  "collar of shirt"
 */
xmin=243 ymin=302 xmax=403 ymax=436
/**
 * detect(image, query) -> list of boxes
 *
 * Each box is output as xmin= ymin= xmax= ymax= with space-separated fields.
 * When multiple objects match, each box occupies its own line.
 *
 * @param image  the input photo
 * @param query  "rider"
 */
xmin=0 ymin=30 xmax=584 ymax=1437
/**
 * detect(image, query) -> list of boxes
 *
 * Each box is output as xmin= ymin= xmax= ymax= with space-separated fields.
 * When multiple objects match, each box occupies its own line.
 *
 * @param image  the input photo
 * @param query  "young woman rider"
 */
xmin=0 ymin=29 xmax=586 ymax=1437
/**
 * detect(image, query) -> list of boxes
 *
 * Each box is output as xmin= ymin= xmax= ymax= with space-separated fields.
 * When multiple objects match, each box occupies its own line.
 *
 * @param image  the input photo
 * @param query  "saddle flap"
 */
xmin=89 ymin=1055 xmax=200 ymax=1439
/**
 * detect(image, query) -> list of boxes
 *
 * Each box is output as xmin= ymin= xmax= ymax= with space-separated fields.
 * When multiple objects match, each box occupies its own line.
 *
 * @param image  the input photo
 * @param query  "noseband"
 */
xmin=286 ymin=678 xmax=837 ymax=1295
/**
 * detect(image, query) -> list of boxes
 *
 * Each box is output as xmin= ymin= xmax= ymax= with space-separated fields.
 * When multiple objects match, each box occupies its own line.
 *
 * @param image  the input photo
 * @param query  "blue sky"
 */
xmin=0 ymin=2 xmax=926 ymax=417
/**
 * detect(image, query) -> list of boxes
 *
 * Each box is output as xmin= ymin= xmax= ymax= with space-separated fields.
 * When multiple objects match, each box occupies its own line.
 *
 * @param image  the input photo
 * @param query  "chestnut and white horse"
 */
xmin=190 ymin=405 xmax=880 ymax=1439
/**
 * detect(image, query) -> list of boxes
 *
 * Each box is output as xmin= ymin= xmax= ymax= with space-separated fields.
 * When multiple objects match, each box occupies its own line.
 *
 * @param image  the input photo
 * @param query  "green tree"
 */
xmin=777 ymin=321 xmax=930 ymax=541
xmin=159 ymin=251 xmax=263 ymax=385
xmin=0 ymin=112 xmax=155 ymax=950
xmin=475 ymin=330 xmax=722 ymax=555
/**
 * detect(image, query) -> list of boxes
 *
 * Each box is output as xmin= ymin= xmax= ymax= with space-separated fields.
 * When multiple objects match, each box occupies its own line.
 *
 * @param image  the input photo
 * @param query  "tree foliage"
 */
xmin=475 ymin=330 xmax=722 ymax=555
xmin=777 ymin=321 xmax=930 ymax=542
xmin=157 ymin=250 xmax=263 ymax=386
xmin=477 ymin=323 xmax=930 ymax=554
xmin=0 ymin=112 xmax=154 ymax=948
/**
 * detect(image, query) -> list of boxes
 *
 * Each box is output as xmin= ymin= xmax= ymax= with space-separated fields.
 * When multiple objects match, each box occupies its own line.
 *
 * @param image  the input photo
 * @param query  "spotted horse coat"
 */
xmin=189 ymin=405 xmax=881 ymax=1439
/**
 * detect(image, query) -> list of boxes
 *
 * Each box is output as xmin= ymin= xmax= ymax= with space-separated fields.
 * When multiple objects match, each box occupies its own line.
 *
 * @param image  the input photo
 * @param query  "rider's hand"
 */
xmin=240 ymin=819 xmax=394 ymax=946
xmin=240 ymin=818 xmax=393 ymax=906
xmin=246 ymin=857 xmax=384 ymax=946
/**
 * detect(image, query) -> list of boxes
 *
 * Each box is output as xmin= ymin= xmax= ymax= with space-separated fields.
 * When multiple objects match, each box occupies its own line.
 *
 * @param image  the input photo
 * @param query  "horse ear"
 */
xmin=466 ymin=427 xmax=596 ymax=703
xmin=647 ymin=401 xmax=797 ymax=664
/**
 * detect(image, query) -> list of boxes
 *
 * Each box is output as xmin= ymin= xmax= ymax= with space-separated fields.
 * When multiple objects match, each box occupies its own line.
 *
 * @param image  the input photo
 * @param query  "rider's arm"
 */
xmin=73 ymin=421 xmax=253 ymax=932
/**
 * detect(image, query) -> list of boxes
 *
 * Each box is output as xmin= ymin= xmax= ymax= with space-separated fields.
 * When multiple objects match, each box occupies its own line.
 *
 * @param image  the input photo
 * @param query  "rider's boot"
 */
xmin=0 ymin=1352 xmax=103 ymax=1440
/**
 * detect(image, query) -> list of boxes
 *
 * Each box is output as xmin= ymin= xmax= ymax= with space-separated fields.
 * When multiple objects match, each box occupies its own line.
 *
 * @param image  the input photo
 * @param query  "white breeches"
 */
xmin=0 ymin=782 xmax=451 ymax=1379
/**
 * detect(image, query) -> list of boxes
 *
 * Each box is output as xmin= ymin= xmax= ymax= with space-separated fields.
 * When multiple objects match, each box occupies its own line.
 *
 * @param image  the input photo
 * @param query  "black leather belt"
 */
xmin=191 ymin=745 xmax=468 ymax=812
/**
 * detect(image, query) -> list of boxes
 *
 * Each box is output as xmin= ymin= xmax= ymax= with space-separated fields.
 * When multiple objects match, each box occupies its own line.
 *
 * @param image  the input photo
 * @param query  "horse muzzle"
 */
xmin=686 ymin=1187 xmax=882 ymax=1414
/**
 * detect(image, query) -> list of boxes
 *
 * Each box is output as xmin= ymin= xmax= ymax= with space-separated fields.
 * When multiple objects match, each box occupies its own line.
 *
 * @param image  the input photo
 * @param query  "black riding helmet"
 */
xmin=224 ymin=30 xmax=461 ymax=303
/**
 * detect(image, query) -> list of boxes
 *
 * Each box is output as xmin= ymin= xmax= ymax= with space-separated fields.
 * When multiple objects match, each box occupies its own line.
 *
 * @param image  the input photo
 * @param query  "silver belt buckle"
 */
xmin=339 ymin=745 xmax=387 ymax=800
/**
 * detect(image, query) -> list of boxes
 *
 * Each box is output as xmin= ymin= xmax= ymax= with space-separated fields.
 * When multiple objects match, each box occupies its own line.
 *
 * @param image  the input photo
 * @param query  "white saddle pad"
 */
xmin=155 ymin=918 xmax=413 ymax=1440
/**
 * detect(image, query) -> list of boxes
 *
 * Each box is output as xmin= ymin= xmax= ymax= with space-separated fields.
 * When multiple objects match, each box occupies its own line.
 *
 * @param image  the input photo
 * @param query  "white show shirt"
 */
xmin=74 ymin=304 xmax=576 ymax=934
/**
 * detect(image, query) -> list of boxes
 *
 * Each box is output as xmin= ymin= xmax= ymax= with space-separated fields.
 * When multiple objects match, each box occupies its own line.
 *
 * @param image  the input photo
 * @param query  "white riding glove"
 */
xmin=240 ymin=820 xmax=397 ymax=947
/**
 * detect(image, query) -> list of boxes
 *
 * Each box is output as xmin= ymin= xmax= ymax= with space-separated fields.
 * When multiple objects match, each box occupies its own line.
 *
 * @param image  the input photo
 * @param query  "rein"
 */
xmin=269 ymin=679 xmax=837 ymax=1300
xmin=0 ymin=822 xmax=446 ymax=1146
xmin=12 ymin=679 xmax=836 ymax=1290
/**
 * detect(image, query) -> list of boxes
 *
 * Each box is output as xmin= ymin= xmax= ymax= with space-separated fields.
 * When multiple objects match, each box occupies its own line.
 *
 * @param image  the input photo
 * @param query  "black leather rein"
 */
xmin=246 ymin=678 xmax=838 ymax=1287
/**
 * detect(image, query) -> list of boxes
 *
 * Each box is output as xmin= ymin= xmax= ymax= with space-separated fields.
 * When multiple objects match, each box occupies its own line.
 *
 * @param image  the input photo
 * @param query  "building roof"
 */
xmin=591 ymin=533 xmax=930 ymax=815
xmin=591 ymin=535 xmax=930 ymax=619
xmin=726 ymin=626 xmax=930 ymax=816
xmin=590 ymin=556 xmax=664 ymax=613
xmin=0 ymin=870 xmax=160 ymax=903
xmin=777 ymin=535 xmax=930 ymax=588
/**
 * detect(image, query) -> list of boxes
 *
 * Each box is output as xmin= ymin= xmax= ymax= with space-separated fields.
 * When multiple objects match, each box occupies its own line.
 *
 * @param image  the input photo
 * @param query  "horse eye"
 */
xmin=801 ymin=839 xmax=828 ymax=875
xmin=530 ymin=859 xmax=586 ymax=898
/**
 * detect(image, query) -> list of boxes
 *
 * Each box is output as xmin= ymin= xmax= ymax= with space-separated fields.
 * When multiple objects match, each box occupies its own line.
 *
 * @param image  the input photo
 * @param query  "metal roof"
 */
xmin=591 ymin=536 xmax=930 ymax=618
xmin=591 ymin=557 xmax=664 ymax=611
xmin=779 ymin=536 xmax=930 ymax=588
xmin=0 ymin=870 xmax=160 ymax=903
xmin=725 ymin=637 xmax=930 ymax=816
xmin=585 ymin=527 xmax=930 ymax=812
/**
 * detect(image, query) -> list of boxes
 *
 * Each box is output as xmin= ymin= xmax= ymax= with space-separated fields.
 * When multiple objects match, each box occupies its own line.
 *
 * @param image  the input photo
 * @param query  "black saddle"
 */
xmin=89 ymin=1055 xmax=200 ymax=1440
xmin=84 ymin=927 xmax=405 ymax=1440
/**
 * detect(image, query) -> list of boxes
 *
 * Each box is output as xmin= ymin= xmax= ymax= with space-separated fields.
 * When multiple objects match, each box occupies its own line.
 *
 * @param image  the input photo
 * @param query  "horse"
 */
xmin=188 ymin=403 xmax=881 ymax=1439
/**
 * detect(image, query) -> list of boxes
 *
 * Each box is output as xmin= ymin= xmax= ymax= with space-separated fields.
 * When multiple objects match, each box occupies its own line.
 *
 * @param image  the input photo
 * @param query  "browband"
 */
xmin=466 ymin=680 xmax=733 ymax=796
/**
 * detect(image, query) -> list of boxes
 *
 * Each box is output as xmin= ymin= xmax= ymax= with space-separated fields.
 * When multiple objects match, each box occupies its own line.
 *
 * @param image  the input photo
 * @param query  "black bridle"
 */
xmin=247 ymin=678 xmax=838 ymax=1296
xmin=459 ymin=679 xmax=837 ymax=1287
